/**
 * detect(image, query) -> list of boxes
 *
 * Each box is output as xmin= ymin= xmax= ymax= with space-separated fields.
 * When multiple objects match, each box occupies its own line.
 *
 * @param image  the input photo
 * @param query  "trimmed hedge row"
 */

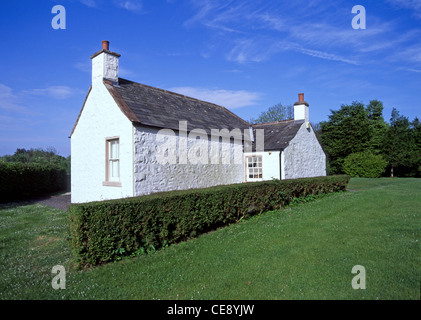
xmin=0 ymin=162 xmax=67 ymax=202
xmin=68 ymin=175 xmax=350 ymax=267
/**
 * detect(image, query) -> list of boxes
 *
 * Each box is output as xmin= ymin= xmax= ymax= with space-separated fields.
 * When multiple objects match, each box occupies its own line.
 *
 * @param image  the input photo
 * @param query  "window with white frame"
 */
xmin=246 ymin=155 xmax=262 ymax=180
xmin=106 ymin=138 xmax=120 ymax=182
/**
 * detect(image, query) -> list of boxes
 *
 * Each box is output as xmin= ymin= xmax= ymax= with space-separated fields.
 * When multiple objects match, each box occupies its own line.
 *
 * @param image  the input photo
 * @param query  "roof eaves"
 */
xmin=90 ymin=49 xmax=121 ymax=59
xmin=70 ymin=86 xmax=92 ymax=137
xmin=103 ymin=79 xmax=141 ymax=124
xmin=251 ymin=119 xmax=295 ymax=127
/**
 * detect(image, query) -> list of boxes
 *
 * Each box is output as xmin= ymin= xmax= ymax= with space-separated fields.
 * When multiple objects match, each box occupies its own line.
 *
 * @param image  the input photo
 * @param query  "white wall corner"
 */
xmin=280 ymin=151 xmax=285 ymax=180
xmin=294 ymin=103 xmax=309 ymax=122
xmin=293 ymin=93 xmax=309 ymax=123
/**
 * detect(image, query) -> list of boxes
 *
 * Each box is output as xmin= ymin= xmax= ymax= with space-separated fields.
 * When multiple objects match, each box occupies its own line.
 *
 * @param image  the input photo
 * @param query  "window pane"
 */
xmin=110 ymin=140 xmax=119 ymax=159
xmin=113 ymin=160 xmax=119 ymax=177
xmin=246 ymin=155 xmax=263 ymax=180
xmin=109 ymin=160 xmax=119 ymax=180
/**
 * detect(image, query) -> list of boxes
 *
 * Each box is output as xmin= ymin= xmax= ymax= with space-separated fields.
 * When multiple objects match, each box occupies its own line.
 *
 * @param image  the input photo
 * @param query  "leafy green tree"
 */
xmin=0 ymin=147 xmax=70 ymax=174
xmin=412 ymin=117 xmax=421 ymax=176
xmin=249 ymin=102 xmax=293 ymax=124
xmin=366 ymin=100 xmax=388 ymax=154
xmin=382 ymin=108 xmax=419 ymax=177
xmin=319 ymin=101 xmax=371 ymax=173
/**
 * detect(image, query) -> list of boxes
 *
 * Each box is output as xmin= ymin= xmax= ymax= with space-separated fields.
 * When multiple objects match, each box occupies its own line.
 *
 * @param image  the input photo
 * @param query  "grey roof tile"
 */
xmin=252 ymin=120 xmax=304 ymax=150
xmin=108 ymin=78 xmax=250 ymax=134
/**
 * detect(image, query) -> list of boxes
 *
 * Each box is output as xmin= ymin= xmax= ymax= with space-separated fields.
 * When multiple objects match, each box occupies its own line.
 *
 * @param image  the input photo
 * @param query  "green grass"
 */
xmin=0 ymin=178 xmax=420 ymax=300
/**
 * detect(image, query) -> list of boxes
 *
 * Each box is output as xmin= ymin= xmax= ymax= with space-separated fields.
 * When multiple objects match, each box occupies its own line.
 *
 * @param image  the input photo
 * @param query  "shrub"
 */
xmin=0 ymin=162 xmax=67 ymax=202
xmin=68 ymin=175 xmax=350 ymax=267
xmin=343 ymin=151 xmax=387 ymax=178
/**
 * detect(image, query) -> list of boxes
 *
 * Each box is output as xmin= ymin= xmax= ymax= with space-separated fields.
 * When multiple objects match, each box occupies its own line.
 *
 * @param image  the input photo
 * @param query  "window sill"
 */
xmin=102 ymin=181 xmax=122 ymax=187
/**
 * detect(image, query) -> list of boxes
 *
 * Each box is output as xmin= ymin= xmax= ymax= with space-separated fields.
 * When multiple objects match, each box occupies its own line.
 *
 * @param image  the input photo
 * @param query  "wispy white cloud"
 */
xmin=114 ymin=0 xmax=143 ymax=13
xmin=225 ymin=38 xmax=358 ymax=65
xmin=23 ymin=86 xmax=83 ymax=99
xmin=78 ymin=0 xmax=143 ymax=13
xmin=405 ymin=68 xmax=421 ymax=73
xmin=0 ymin=114 xmax=40 ymax=131
xmin=183 ymin=0 xmax=421 ymax=68
xmin=74 ymin=61 xmax=90 ymax=73
xmin=0 ymin=84 xmax=28 ymax=113
xmin=184 ymin=0 xmax=221 ymax=28
xmin=226 ymin=39 xmax=273 ymax=64
xmin=296 ymin=47 xmax=359 ymax=65
xmin=168 ymin=86 xmax=262 ymax=109
xmin=184 ymin=1 xmax=361 ymax=65
xmin=253 ymin=13 xmax=287 ymax=32
xmin=386 ymin=0 xmax=421 ymax=18
xmin=79 ymin=0 xmax=97 ymax=8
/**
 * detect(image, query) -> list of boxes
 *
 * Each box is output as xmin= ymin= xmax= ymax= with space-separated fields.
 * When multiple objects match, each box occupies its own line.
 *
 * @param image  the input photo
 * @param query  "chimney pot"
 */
xmin=102 ymin=40 xmax=109 ymax=51
xmin=298 ymin=93 xmax=304 ymax=102
xmin=91 ymin=40 xmax=119 ymax=85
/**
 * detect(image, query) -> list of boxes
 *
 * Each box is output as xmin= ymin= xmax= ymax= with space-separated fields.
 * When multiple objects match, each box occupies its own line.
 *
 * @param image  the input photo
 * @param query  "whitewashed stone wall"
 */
xmin=71 ymin=83 xmax=134 ymax=203
xmin=282 ymin=123 xmax=326 ymax=179
xmin=133 ymin=125 xmax=244 ymax=196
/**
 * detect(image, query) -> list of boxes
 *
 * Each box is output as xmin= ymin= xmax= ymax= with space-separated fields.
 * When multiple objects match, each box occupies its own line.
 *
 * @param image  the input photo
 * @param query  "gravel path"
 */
xmin=35 ymin=192 xmax=71 ymax=211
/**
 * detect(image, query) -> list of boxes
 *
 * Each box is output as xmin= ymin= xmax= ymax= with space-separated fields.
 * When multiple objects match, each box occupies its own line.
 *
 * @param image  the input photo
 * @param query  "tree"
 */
xmin=382 ymin=108 xmax=419 ymax=177
xmin=366 ymin=100 xmax=388 ymax=154
xmin=412 ymin=117 xmax=421 ymax=176
xmin=319 ymin=101 xmax=371 ymax=173
xmin=0 ymin=147 xmax=70 ymax=174
xmin=249 ymin=102 xmax=293 ymax=124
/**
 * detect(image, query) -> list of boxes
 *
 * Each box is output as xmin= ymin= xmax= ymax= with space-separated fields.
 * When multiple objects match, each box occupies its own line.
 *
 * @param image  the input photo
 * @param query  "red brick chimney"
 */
xmin=102 ymin=40 xmax=110 ymax=51
xmin=298 ymin=93 xmax=304 ymax=103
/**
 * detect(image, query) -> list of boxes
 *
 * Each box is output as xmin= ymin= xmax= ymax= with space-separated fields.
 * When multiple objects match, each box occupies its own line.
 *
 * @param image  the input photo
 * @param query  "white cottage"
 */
xmin=70 ymin=41 xmax=326 ymax=203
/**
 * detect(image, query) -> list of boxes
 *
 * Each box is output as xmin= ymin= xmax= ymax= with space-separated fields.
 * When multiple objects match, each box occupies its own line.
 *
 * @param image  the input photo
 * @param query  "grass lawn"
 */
xmin=0 ymin=178 xmax=419 ymax=300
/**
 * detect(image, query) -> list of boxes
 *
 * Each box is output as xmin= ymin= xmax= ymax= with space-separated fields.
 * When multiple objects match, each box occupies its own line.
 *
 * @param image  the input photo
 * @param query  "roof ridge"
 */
xmin=117 ymin=78 xmax=251 ymax=127
xmin=251 ymin=119 xmax=295 ymax=126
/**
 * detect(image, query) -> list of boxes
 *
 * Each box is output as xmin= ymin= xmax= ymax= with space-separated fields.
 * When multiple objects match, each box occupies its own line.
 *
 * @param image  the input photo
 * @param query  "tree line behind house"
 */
xmin=0 ymin=148 xmax=70 ymax=202
xmin=0 ymin=147 xmax=70 ymax=174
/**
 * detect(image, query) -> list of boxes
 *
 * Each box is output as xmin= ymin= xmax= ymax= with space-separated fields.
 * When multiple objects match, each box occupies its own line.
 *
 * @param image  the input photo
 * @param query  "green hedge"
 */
xmin=0 ymin=162 xmax=67 ymax=202
xmin=68 ymin=175 xmax=350 ymax=267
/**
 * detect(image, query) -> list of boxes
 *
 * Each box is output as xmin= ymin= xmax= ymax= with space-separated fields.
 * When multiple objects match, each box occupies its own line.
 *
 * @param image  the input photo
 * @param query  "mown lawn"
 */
xmin=0 ymin=178 xmax=419 ymax=300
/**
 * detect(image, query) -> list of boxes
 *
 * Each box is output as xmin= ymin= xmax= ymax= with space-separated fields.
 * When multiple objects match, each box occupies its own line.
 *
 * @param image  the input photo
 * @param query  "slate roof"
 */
xmin=105 ymin=78 xmax=250 ymax=134
xmin=251 ymin=120 xmax=304 ymax=151
xmin=71 ymin=77 xmax=305 ymax=150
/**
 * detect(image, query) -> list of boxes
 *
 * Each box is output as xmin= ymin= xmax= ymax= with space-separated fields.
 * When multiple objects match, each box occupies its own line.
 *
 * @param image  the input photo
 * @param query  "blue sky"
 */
xmin=1 ymin=0 xmax=420 ymax=157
